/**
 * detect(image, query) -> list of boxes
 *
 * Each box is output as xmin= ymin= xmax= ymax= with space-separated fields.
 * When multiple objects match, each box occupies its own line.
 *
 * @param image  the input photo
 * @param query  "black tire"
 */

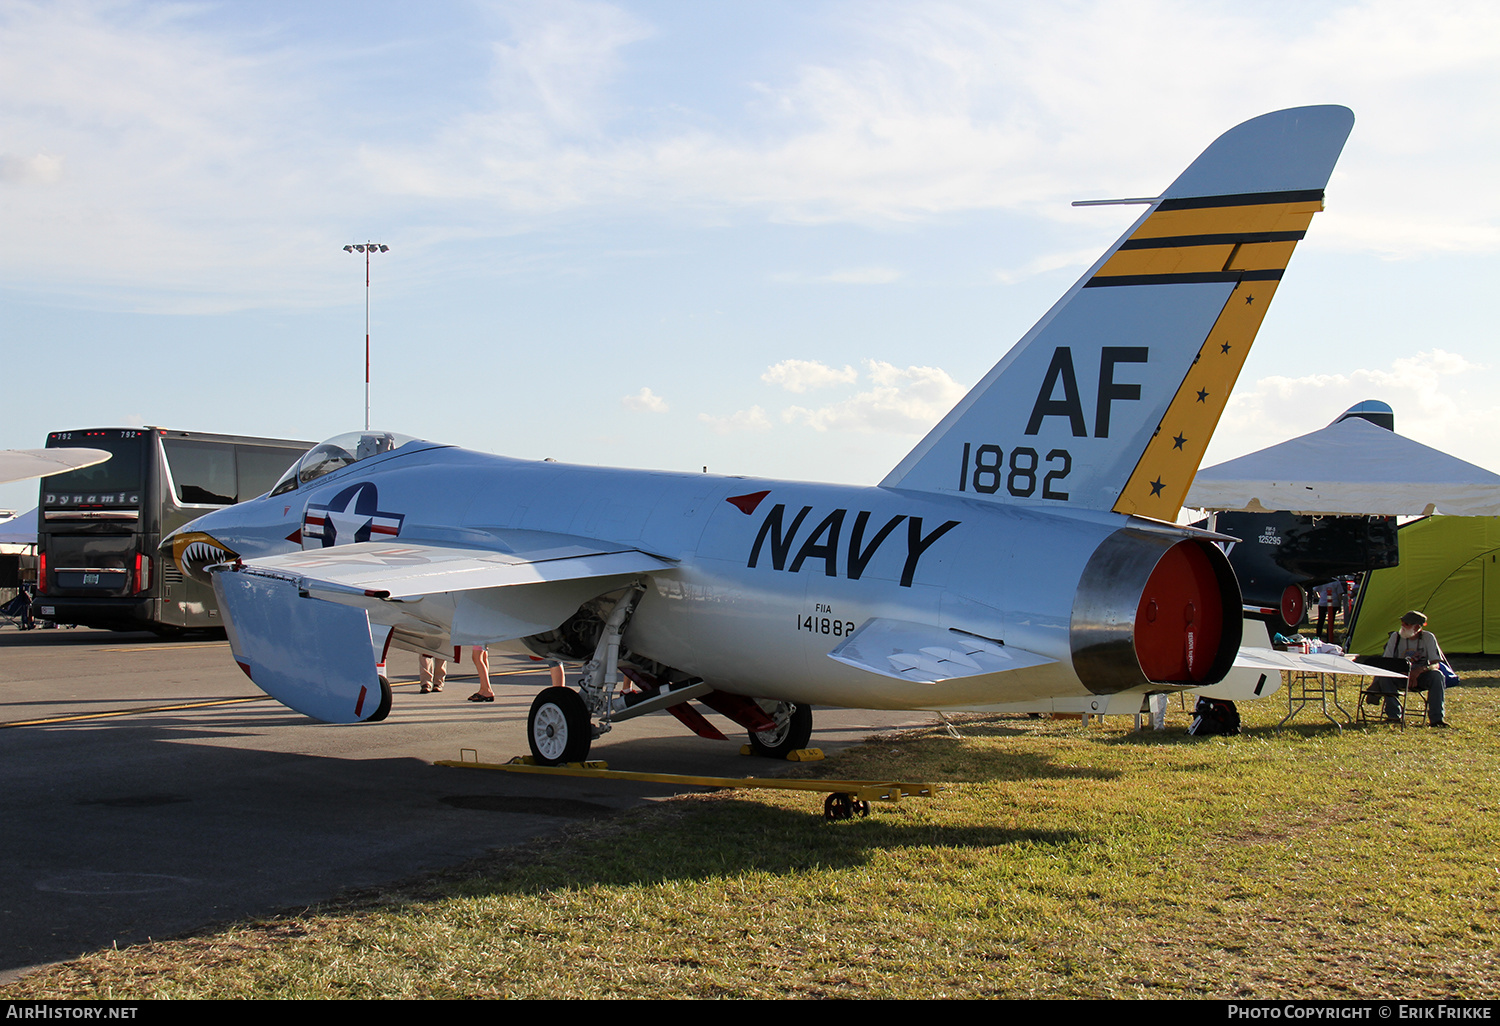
xmin=366 ymin=675 xmax=393 ymax=722
xmin=748 ymin=701 xmax=813 ymax=759
xmin=528 ymin=687 xmax=592 ymax=765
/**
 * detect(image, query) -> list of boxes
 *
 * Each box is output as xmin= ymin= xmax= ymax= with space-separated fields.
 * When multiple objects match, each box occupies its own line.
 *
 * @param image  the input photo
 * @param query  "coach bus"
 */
xmin=33 ymin=427 xmax=314 ymax=634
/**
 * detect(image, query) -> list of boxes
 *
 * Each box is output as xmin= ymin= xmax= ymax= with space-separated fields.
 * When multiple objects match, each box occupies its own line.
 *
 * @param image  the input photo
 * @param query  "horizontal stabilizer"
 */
xmin=829 ymin=618 xmax=1055 ymax=684
xmin=212 ymin=568 xmax=390 ymax=723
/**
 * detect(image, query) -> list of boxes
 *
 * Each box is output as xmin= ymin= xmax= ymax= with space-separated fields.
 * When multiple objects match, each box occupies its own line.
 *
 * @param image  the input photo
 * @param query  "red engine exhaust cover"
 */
xmin=1134 ymin=541 xmax=1225 ymax=683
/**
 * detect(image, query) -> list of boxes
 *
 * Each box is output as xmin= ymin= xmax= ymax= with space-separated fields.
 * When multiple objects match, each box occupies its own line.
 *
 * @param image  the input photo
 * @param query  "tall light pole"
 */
xmin=344 ymin=242 xmax=389 ymax=430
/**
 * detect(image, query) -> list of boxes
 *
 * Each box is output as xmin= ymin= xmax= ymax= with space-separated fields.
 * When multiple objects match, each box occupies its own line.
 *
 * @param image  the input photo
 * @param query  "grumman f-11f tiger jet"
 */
xmin=163 ymin=106 xmax=1399 ymax=764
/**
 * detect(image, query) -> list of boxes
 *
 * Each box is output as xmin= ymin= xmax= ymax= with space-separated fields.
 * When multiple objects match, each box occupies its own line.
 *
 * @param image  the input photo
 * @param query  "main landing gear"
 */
xmin=747 ymin=701 xmax=813 ymax=759
xmin=522 ymin=582 xmax=814 ymax=765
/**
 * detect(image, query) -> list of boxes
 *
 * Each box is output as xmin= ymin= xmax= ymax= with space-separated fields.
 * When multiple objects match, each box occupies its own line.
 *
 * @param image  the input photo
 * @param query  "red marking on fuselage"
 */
xmin=235 ymin=660 xmax=253 ymax=680
xmin=726 ymin=490 xmax=771 ymax=515
xmin=355 ymin=685 xmax=368 ymax=717
xmin=286 ymin=530 xmax=302 ymax=544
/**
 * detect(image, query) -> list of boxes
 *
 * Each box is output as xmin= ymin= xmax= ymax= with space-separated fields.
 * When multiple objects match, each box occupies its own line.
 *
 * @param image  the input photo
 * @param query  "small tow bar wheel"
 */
xmin=528 ymin=687 xmax=591 ymax=765
xmin=823 ymin=792 xmax=870 ymax=821
xmin=748 ymin=701 xmax=813 ymax=759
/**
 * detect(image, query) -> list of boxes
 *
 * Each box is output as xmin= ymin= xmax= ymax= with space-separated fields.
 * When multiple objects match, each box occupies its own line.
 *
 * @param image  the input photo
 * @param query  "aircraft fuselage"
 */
xmin=187 ymin=440 xmax=1238 ymax=712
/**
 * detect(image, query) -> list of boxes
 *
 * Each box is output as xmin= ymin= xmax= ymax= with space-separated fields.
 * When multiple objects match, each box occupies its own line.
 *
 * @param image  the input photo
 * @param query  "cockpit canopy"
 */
xmin=269 ymin=431 xmax=426 ymax=497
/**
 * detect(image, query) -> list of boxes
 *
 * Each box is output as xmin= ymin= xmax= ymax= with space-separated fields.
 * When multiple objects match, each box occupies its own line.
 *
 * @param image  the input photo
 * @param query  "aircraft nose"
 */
xmin=161 ymin=521 xmax=241 ymax=585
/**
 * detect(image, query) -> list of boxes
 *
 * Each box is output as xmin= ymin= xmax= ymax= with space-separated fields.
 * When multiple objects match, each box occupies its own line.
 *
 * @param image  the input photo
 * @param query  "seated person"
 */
xmin=1371 ymin=610 xmax=1449 ymax=727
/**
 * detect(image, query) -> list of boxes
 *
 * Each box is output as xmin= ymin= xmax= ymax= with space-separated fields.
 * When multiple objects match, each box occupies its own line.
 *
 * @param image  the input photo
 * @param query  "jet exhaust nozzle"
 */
xmin=1070 ymin=529 xmax=1240 ymax=695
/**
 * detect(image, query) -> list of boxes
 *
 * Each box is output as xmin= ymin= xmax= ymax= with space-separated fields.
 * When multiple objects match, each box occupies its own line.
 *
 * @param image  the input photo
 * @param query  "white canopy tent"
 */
xmin=0 ymin=507 xmax=37 ymax=547
xmin=1185 ymin=415 xmax=1500 ymax=516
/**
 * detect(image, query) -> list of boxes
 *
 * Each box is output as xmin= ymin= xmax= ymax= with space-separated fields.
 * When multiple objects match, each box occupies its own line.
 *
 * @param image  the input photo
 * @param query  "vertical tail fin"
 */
xmin=881 ymin=106 xmax=1354 ymax=517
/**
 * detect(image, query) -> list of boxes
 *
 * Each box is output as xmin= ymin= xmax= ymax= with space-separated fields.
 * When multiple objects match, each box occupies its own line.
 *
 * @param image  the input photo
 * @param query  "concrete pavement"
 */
xmin=0 ymin=627 xmax=932 ymax=980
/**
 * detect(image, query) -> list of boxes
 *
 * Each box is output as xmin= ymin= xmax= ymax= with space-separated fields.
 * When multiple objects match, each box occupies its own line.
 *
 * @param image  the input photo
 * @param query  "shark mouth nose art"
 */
xmin=171 ymin=532 xmax=240 ymax=584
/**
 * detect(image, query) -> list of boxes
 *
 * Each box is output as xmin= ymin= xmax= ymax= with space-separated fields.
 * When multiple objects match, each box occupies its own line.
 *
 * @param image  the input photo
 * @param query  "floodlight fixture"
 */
xmin=345 ymin=240 xmax=390 ymax=430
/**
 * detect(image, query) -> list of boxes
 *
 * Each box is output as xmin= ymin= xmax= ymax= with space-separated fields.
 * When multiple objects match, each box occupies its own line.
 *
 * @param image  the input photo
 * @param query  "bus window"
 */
xmin=162 ymin=438 xmax=237 ymax=506
xmin=42 ymin=431 xmax=148 ymax=499
xmin=240 ymin=445 xmax=307 ymax=501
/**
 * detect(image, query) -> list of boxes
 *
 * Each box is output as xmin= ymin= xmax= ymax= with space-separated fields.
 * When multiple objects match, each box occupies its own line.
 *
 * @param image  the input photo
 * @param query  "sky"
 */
xmin=3 ymin=0 xmax=1498 ymax=515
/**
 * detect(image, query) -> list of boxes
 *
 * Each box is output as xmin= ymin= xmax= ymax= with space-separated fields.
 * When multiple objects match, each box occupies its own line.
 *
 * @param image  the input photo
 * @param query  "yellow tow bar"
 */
xmin=434 ymin=750 xmax=940 ymax=820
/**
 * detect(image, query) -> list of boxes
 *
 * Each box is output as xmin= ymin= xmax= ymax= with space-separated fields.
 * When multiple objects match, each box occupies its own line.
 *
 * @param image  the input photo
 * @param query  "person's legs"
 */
xmin=472 ymin=646 xmax=493 ymax=699
xmin=1375 ymin=678 xmax=1403 ymax=720
xmin=1417 ymin=667 xmax=1446 ymax=725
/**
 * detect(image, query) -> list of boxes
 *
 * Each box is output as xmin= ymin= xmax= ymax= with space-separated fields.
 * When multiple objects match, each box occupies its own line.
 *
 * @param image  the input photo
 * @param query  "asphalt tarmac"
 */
xmin=0 ymin=626 xmax=931 ymax=981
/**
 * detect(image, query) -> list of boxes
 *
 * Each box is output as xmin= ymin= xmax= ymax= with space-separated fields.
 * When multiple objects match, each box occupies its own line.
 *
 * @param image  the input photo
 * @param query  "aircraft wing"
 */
xmin=237 ymin=537 xmax=674 ymax=601
xmin=0 ymin=447 xmax=111 ymax=487
xmin=209 ymin=534 xmax=677 ymax=723
xmin=229 ymin=535 xmax=676 ymax=647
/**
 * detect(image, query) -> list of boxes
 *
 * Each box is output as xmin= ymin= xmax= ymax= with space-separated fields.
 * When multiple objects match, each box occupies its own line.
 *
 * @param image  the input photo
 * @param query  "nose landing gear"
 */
xmin=527 ymin=687 xmax=592 ymax=765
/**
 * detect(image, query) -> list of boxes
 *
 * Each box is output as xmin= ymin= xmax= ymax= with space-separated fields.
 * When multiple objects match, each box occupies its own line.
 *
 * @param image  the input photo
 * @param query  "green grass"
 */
xmin=7 ymin=667 xmax=1499 ymax=999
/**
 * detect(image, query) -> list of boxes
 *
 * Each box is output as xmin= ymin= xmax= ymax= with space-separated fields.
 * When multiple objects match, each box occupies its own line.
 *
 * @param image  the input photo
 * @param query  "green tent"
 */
xmin=1349 ymin=516 xmax=1500 ymax=655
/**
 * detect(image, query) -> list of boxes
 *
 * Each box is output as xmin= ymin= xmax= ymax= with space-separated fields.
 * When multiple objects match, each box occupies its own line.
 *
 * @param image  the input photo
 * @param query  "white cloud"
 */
xmin=621 ymin=386 xmax=669 ymax=412
xmin=485 ymin=0 xmax=653 ymax=136
xmin=823 ymin=267 xmax=901 ymax=284
xmin=770 ymin=267 xmax=902 ymax=284
xmin=0 ymin=151 xmax=63 ymax=185
xmin=781 ymin=359 xmax=965 ymax=434
xmin=761 ymin=359 xmax=859 ymax=392
xmin=3 ymin=0 xmax=1499 ymax=312
xmin=364 ymin=0 xmax=1500 ymax=243
xmin=994 ymin=247 xmax=1104 ymax=285
xmin=0 ymin=0 xmax=359 ymax=308
xmin=1209 ymin=349 xmax=1500 ymax=469
xmin=699 ymin=406 xmax=771 ymax=434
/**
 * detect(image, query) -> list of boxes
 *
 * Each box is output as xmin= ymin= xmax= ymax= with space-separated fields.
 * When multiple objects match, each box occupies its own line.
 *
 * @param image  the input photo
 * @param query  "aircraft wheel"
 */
xmin=366 ymin=675 xmax=393 ymax=722
xmin=1269 ymin=584 xmax=1309 ymax=635
xmin=528 ymin=687 xmax=591 ymax=765
xmin=748 ymin=701 xmax=812 ymax=759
